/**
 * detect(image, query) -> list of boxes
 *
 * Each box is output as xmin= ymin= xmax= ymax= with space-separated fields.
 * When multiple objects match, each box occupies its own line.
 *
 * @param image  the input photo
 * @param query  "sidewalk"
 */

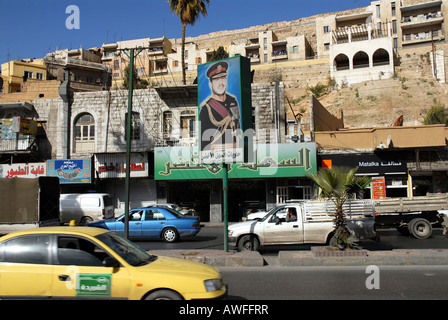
xmin=149 ymin=247 xmax=448 ymax=268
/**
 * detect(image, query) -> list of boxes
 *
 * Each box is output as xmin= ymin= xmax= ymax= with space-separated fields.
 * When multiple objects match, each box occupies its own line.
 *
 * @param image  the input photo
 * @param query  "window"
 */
xmin=376 ymin=5 xmax=381 ymax=18
xmin=163 ymin=111 xmax=173 ymax=138
xmin=391 ymin=2 xmax=396 ymax=16
xmin=180 ymin=110 xmax=196 ymax=138
xmin=392 ymin=20 xmax=397 ymax=34
xmin=143 ymin=210 xmax=166 ymax=220
xmin=130 ymin=210 xmax=144 ymax=221
xmin=0 ymin=235 xmax=51 ymax=264
xmin=56 ymin=236 xmax=110 ymax=267
xmin=263 ymin=38 xmax=267 ymax=50
xmin=114 ymin=60 xmax=119 ymax=71
xmin=36 ymin=72 xmax=44 ymax=80
xmin=75 ymin=114 xmax=95 ymax=141
xmin=125 ymin=111 xmax=141 ymax=140
xmin=323 ymin=26 xmax=329 ymax=33
xmin=24 ymin=71 xmax=34 ymax=79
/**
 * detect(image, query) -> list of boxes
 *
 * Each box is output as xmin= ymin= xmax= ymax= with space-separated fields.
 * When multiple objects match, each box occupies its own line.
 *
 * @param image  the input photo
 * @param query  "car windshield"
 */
xmin=261 ymin=206 xmax=282 ymax=222
xmin=96 ymin=232 xmax=157 ymax=266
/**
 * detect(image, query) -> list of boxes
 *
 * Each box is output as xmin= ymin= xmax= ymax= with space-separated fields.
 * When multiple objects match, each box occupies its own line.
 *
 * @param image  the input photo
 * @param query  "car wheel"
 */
xmin=144 ymin=290 xmax=183 ymax=300
xmin=408 ymin=218 xmax=432 ymax=239
xmin=237 ymin=235 xmax=260 ymax=252
xmin=80 ymin=216 xmax=93 ymax=226
xmin=162 ymin=227 xmax=179 ymax=243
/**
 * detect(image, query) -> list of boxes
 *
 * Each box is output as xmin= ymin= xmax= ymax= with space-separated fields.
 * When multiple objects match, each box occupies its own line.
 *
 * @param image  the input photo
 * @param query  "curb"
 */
xmin=279 ymin=248 xmax=448 ymax=266
xmin=149 ymin=249 xmax=264 ymax=267
xmin=149 ymin=248 xmax=448 ymax=268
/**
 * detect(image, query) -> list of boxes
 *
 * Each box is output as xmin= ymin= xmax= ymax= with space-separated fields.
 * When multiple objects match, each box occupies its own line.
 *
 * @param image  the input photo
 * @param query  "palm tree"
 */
xmin=423 ymin=103 xmax=448 ymax=125
xmin=167 ymin=0 xmax=210 ymax=85
xmin=306 ymin=166 xmax=371 ymax=249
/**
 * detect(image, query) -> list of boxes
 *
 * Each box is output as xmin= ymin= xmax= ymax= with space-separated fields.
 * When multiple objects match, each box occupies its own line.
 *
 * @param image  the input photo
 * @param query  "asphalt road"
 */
xmin=218 ymin=265 xmax=448 ymax=300
xmin=133 ymin=226 xmax=448 ymax=253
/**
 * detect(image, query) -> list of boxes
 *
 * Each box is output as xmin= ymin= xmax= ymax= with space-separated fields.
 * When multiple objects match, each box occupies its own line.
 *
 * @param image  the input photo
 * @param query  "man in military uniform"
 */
xmin=199 ymin=61 xmax=242 ymax=152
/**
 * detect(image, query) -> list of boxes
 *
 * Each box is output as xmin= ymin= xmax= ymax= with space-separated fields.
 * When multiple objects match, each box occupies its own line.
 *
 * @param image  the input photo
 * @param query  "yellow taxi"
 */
xmin=0 ymin=226 xmax=226 ymax=300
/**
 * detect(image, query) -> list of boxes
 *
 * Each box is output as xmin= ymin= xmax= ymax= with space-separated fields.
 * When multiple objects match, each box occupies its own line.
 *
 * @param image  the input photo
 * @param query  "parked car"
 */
xmin=60 ymin=193 xmax=114 ymax=225
xmin=146 ymin=203 xmax=194 ymax=216
xmin=244 ymin=209 xmax=268 ymax=221
xmin=88 ymin=207 xmax=200 ymax=242
xmin=0 ymin=227 xmax=226 ymax=300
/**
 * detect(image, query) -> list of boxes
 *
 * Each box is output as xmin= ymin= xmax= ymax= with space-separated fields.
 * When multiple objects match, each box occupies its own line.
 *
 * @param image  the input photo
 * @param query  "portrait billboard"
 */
xmin=197 ymin=56 xmax=252 ymax=164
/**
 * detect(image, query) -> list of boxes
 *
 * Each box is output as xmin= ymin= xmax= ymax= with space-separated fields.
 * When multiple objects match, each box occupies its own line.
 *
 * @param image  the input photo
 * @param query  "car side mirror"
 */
xmin=103 ymin=257 xmax=120 ymax=268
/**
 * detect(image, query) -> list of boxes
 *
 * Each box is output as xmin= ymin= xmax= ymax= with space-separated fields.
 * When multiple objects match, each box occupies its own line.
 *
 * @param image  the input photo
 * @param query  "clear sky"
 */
xmin=0 ymin=0 xmax=371 ymax=65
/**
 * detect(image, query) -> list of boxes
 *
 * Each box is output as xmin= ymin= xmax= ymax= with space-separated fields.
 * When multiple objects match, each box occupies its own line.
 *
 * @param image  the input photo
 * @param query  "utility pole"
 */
xmin=121 ymin=46 xmax=145 ymax=239
xmin=223 ymin=163 xmax=229 ymax=252
xmin=123 ymin=48 xmax=134 ymax=239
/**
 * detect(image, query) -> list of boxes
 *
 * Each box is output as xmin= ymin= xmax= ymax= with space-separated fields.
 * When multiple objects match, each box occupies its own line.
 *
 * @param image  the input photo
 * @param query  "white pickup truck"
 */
xmin=228 ymin=200 xmax=376 ymax=251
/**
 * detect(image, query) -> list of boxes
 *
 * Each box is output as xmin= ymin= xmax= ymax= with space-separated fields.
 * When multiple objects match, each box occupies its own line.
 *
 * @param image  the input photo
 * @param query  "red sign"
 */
xmin=371 ymin=176 xmax=386 ymax=199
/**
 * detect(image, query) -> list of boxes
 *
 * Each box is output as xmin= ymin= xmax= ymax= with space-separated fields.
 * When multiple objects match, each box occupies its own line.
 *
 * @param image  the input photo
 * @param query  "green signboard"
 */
xmin=76 ymin=273 xmax=112 ymax=297
xmin=154 ymin=143 xmax=316 ymax=180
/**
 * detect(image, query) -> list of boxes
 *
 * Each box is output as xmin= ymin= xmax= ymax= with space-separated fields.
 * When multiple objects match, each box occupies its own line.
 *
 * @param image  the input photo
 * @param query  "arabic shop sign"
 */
xmin=0 ymin=162 xmax=46 ymax=179
xmin=47 ymin=159 xmax=92 ymax=184
xmin=94 ymin=153 xmax=148 ymax=178
xmin=318 ymin=153 xmax=407 ymax=175
xmin=154 ymin=143 xmax=316 ymax=180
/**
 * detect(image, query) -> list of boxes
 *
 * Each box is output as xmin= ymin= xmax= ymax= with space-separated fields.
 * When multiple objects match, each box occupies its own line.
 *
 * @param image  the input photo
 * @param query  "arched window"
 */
xmin=334 ymin=54 xmax=350 ymax=71
xmin=353 ymin=51 xmax=370 ymax=69
xmin=373 ymin=49 xmax=390 ymax=66
xmin=74 ymin=113 xmax=95 ymax=153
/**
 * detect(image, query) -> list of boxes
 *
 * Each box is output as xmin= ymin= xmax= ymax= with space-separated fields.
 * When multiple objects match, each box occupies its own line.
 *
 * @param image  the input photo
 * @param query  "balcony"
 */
xmin=401 ymin=12 xmax=443 ymax=30
xmin=333 ymin=23 xmax=390 ymax=45
xmin=402 ymin=29 xmax=444 ymax=46
xmin=0 ymin=134 xmax=37 ymax=153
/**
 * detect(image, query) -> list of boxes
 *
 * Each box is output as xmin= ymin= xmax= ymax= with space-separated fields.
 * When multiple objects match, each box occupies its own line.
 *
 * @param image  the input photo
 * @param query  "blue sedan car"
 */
xmin=88 ymin=207 xmax=201 ymax=242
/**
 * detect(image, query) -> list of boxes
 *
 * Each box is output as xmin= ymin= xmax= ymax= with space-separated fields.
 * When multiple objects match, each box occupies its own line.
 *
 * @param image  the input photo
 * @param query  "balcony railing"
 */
xmin=0 ymin=135 xmax=37 ymax=153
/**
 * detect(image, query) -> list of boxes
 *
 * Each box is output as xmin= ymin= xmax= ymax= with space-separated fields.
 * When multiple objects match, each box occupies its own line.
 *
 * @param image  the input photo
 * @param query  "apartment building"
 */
xmin=1 ymin=59 xmax=47 ymax=93
xmin=98 ymin=0 xmax=446 ymax=90
xmin=102 ymin=37 xmax=172 ymax=87
xmin=45 ymin=48 xmax=111 ymax=92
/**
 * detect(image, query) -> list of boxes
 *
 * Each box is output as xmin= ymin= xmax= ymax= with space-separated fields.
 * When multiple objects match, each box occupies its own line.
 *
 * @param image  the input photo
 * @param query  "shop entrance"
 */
xmin=228 ymin=180 xmax=266 ymax=222
xmin=167 ymin=181 xmax=211 ymax=222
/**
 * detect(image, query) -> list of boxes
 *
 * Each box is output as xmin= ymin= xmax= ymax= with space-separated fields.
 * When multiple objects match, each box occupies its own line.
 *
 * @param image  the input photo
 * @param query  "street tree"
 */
xmin=306 ymin=166 xmax=371 ymax=250
xmin=167 ymin=0 xmax=210 ymax=85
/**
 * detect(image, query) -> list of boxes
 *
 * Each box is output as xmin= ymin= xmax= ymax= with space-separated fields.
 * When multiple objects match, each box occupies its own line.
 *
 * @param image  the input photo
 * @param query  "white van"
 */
xmin=60 ymin=193 xmax=114 ymax=225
